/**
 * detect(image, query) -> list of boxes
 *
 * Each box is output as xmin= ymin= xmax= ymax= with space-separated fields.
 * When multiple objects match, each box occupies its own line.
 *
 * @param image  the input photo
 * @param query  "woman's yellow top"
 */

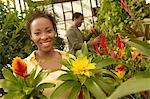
xmin=24 ymin=49 xmax=71 ymax=99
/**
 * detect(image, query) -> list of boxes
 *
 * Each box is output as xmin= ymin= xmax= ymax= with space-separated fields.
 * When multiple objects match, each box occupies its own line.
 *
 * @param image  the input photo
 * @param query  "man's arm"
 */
xmin=83 ymin=33 xmax=93 ymax=42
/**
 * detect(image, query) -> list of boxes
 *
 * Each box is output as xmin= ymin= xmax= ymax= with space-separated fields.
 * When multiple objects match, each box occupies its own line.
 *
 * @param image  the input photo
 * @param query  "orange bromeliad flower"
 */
xmin=114 ymin=65 xmax=126 ymax=79
xmin=12 ymin=56 xmax=27 ymax=78
xmin=117 ymin=36 xmax=125 ymax=59
xmin=118 ymin=49 xmax=126 ymax=59
xmin=140 ymin=53 xmax=143 ymax=60
xmin=132 ymin=51 xmax=137 ymax=61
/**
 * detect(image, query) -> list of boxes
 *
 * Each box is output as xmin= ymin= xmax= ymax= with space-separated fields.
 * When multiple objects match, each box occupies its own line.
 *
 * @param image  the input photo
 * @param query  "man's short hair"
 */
xmin=72 ymin=12 xmax=83 ymax=21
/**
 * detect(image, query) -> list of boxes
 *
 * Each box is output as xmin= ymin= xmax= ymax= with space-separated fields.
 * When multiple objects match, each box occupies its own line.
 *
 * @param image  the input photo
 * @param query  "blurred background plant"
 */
xmin=91 ymin=33 xmax=150 ymax=98
xmin=91 ymin=0 xmax=150 ymax=98
xmin=50 ymin=41 xmax=150 ymax=99
xmin=0 ymin=0 xmax=65 ymax=96
xmin=96 ymin=0 xmax=150 ymax=40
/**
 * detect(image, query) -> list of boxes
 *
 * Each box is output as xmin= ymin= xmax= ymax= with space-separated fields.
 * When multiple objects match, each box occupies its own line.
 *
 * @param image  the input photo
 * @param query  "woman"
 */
xmin=24 ymin=10 xmax=70 ymax=99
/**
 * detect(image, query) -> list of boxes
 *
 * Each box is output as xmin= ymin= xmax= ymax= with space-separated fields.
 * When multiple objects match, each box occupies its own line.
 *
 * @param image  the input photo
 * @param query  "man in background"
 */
xmin=66 ymin=12 xmax=99 ymax=55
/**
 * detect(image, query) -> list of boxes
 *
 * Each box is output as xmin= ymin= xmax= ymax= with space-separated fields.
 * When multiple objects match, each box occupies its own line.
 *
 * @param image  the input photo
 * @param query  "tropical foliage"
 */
xmin=50 ymin=43 xmax=107 ymax=99
xmin=96 ymin=0 xmax=150 ymax=39
xmin=0 ymin=1 xmax=35 ymax=74
xmin=0 ymin=0 xmax=65 ymax=76
xmin=50 ymin=42 xmax=150 ymax=99
xmin=0 ymin=0 xmax=65 ymax=96
xmin=0 ymin=56 xmax=55 ymax=99
xmin=0 ymin=0 xmax=150 ymax=98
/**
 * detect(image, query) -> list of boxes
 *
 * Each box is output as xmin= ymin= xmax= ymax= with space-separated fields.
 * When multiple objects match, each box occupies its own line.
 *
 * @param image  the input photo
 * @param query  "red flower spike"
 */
xmin=121 ymin=43 xmax=124 ymax=49
xmin=104 ymin=48 xmax=108 ymax=55
xmin=117 ymin=36 xmax=122 ymax=49
xmin=100 ymin=33 xmax=107 ymax=49
xmin=94 ymin=42 xmax=101 ymax=55
xmin=100 ymin=33 xmax=108 ymax=55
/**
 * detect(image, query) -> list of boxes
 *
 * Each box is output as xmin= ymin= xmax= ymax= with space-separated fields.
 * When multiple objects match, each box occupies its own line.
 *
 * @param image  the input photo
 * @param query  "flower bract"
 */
xmin=71 ymin=57 xmax=96 ymax=77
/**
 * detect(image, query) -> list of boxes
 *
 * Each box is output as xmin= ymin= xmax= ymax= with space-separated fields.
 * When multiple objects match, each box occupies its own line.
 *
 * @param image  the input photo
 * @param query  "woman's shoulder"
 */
xmin=24 ymin=51 xmax=36 ymax=62
xmin=24 ymin=50 xmax=39 ymax=73
xmin=54 ymin=49 xmax=73 ymax=59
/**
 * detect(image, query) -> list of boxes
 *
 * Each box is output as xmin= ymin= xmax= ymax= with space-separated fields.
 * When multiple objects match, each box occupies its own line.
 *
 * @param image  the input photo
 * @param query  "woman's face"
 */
xmin=30 ymin=17 xmax=56 ymax=52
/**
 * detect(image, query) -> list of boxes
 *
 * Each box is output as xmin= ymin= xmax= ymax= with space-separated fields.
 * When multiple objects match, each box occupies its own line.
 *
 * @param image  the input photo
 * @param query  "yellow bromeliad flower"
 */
xmin=71 ymin=57 xmax=96 ymax=77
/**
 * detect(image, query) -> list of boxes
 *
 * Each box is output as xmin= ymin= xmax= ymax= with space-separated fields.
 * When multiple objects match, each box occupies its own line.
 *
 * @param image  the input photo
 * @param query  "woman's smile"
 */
xmin=40 ymin=41 xmax=51 ymax=48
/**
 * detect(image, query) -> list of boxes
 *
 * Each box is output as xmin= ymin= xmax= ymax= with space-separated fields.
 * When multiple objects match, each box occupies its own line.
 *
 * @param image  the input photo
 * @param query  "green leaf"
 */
xmin=0 ymin=79 xmax=21 ymax=91
xmin=36 ymin=83 xmax=55 ymax=91
xmin=25 ymin=68 xmax=37 ymax=87
xmin=50 ymin=80 xmax=78 ymax=99
xmin=2 ymin=68 xmax=17 ymax=82
xmin=23 ymin=87 xmax=34 ymax=95
xmin=78 ymin=75 xmax=87 ymax=85
xmin=84 ymin=78 xmax=107 ymax=99
xmin=17 ymin=76 xmax=26 ymax=87
xmin=108 ymin=78 xmax=150 ymax=99
xmin=95 ymin=58 xmax=115 ymax=69
xmin=81 ymin=42 xmax=89 ymax=57
xmin=134 ymin=70 xmax=150 ymax=78
xmin=93 ymin=76 xmax=115 ymax=95
xmin=95 ymin=69 xmax=116 ymax=78
xmin=57 ymin=73 xmax=78 ymax=81
xmin=76 ymin=50 xmax=83 ymax=58
xmin=33 ymin=70 xmax=49 ymax=87
xmin=3 ymin=94 xmax=15 ymax=99
xmin=82 ymin=86 xmax=90 ymax=99
xmin=3 ymin=91 xmax=25 ymax=99
xmin=59 ymin=59 xmax=71 ymax=69
xmin=92 ymin=56 xmax=102 ymax=63
xmin=127 ymin=39 xmax=150 ymax=57
xmin=68 ymin=83 xmax=81 ymax=99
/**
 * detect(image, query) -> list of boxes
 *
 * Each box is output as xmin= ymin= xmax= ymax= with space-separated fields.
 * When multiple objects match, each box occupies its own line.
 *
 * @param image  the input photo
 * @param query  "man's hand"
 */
xmin=88 ymin=36 xmax=100 ymax=46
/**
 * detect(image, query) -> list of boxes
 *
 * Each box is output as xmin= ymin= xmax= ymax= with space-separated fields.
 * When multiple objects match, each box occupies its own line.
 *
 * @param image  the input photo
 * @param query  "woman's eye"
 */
xmin=34 ymin=32 xmax=41 ymax=35
xmin=47 ymin=29 xmax=53 ymax=33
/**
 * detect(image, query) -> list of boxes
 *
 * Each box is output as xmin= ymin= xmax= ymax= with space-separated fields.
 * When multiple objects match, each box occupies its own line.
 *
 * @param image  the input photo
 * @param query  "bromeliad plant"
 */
xmin=50 ymin=42 xmax=108 ymax=99
xmin=50 ymin=40 xmax=150 ymax=99
xmin=92 ymin=33 xmax=150 ymax=99
xmin=0 ymin=57 xmax=55 ymax=99
xmin=50 ymin=34 xmax=150 ymax=99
